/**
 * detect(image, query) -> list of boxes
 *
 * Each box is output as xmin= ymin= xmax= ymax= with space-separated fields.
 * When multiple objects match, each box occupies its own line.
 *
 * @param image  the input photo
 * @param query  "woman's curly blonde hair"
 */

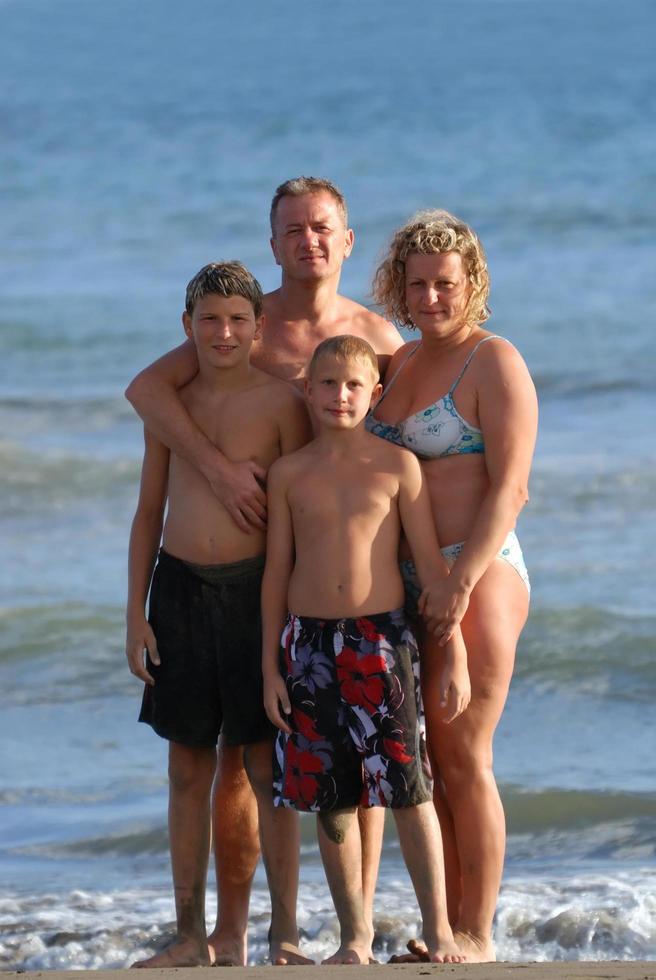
xmin=372 ymin=209 xmax=490 ymax=329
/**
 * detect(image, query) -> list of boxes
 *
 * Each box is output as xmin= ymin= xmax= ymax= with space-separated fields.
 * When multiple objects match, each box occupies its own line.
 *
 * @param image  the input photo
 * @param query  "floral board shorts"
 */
xmin=272 ymin=609 xmax=433 ymax=812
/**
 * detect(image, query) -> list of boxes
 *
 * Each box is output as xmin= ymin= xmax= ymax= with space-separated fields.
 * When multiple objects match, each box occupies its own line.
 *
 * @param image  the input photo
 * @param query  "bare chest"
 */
xmin=289 ymin=466 xmax=398 ymax=528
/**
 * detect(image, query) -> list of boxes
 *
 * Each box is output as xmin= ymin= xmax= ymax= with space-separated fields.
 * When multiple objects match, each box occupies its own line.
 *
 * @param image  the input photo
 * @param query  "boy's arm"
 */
xmin=261 ymin=460 xmax=295 ymax=733
xmin=126 ymin=429 xmax=169 ymax=685
xmin=125 ymin=340 xmax=267 ymax=533
xmin=397 ymin=452 xmax=470 ymax=722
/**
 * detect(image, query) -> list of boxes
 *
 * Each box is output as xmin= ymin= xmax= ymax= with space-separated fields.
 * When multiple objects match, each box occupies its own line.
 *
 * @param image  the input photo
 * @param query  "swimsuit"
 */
xmin=273 ymin=609 xmax=433 ymax=812
xmin=366 ymin=335 xmax=530 ymax=596
xmin=365 ymin=336 xmax=503 ymax=458
xmin=400 ymin=530 xmax=530 ymax=619
xmin=139 ymin=549 xmax=273 ymax=748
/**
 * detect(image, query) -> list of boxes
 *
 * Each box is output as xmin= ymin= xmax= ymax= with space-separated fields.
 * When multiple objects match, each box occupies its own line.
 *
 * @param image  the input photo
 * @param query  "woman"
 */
xmin=367 ymin=210 xmax=538 ymax=962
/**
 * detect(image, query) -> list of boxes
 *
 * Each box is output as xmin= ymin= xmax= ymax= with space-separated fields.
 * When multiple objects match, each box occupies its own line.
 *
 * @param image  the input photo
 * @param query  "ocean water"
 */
xmin=1 ymin=0 xmax=655 ymax=968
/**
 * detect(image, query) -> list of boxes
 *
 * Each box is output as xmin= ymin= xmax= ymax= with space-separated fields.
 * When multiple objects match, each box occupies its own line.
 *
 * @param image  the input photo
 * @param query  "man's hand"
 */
xmin=126 ymin=614 xmax=160 ymax=685
xmin=206 ymin=458 xmax=268 ymax=533
xmin=264 ymin=672 xmax=292 ymax=734
xmin=418 ymin=579 xmax=471 ymax=646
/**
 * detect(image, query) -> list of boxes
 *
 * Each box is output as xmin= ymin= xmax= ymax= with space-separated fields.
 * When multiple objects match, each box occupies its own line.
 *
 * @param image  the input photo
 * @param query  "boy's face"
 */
xmin=305 ymin=355 xmax=382 ymax=429
xmin=270 ymin=191 xmax=354 ymax=283
xmin=182 ymin=294 xmax=262 ymax=368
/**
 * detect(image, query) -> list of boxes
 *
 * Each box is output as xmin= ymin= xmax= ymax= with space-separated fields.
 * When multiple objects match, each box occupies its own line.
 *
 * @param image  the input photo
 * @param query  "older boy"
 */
xmin=262 ymin=336 xmax=470 ymax=965
xmin=125 ymin=262 xmax=313 ymax=967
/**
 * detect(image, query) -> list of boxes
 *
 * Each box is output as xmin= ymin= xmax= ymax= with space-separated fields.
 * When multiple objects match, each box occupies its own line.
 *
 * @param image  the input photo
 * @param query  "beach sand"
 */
xmin=4 ymin=965 xmax=655 ymax=980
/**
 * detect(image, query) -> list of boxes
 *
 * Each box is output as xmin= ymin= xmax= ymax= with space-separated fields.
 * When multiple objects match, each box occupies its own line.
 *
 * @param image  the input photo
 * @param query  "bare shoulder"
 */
xmin=475 ymin=333 xmax=533 ymax=380
xmin=250 ymin=368 xmax=303 ymax=405
xmin=269 ymin=439 xmax=314 ymax=480
xmin=337 ymin=297 xmax=402 ymax=354
xmin=382 ymin=339 xmax=420 ymax=383
xmin=366 ymin=430 xmax=420 ymax=476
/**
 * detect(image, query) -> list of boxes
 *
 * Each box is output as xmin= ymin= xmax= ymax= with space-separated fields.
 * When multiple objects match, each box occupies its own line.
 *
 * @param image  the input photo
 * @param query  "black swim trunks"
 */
xmin=139 ymin=549 xmax=272 ymax=748
xmin=273 ymin=609 xmax=433 ymax=811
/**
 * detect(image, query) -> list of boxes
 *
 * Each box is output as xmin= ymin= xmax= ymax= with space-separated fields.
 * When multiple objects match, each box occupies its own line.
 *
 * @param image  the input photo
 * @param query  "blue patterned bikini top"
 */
xmin=366 ymin=335 xmax=505 ymax=460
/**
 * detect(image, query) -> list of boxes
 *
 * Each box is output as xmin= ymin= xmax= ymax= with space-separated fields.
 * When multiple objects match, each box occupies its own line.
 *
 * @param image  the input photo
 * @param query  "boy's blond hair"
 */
xmin=307 ymin=335 xmax=379 ymax=382
xmin=372 ymin=209 xmax=490 ymax=329
xmin=270 ymin=176 xmax=349 ymax=234
xmin=185 ymin=261 xmax=264 ymax=318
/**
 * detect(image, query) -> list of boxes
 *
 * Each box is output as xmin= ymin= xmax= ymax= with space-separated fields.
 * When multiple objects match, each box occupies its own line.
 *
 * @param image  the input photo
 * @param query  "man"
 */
xmin=125 ymin=177 xmax=402 ymax=965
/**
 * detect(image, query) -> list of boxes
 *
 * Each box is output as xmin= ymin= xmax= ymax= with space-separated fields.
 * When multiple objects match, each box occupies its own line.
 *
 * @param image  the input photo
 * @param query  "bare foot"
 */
xmin=207 ymin=930 xmax=246 ymax=967
xmin=453 ymin=929 xmax=496 ymax=963
xmin=270 ymin=940 xmax=315 ymax=966
xmin=387 ymin=938 xmax=429 ymax=964
xmin=322 ymin=941 xmax=370 ymax=965
xmin=426 ymin=935 xmax=466 ymax=964
xmin=131 ymin=937 xmax=211 ymax=969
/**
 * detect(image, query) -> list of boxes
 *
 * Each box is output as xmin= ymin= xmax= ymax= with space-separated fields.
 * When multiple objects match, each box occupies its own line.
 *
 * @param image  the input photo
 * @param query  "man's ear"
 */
xmin=343 ymin=227 xmax=355 ymax=259
xmin=270 ymin=236 xmax=281 ymax=266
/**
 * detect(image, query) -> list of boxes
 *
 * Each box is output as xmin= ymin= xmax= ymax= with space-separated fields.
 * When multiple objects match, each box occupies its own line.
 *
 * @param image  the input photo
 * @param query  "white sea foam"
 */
xmin=1 ymin=869 xmax=655 ymax=970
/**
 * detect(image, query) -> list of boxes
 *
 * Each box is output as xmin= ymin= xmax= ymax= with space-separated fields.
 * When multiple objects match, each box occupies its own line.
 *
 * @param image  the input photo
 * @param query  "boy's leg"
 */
xmin=208 ymin=739 xmax=260 ymax=966
xmin=133 ymin=741 xmax=216 ymax=968
xmin=244 ymin=739 xmax=314 ymax=966
xmin=392 ymin=802 xmax=464 ymax=964
xmin=358 ymin=806 xmax=384 ymax=937
xmin=317 ymin=808 xmax=371 ymax=965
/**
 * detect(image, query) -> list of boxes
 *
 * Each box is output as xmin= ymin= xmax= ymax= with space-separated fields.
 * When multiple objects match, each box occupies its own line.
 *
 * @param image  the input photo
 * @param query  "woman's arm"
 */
xmin=125 ymin=428 xmax=169 ymax=685
xmin=125 ymin=340 xmax=267 ymax=532
xmin=398 ymin=452 xmax=470 ymax=722
xmin=261 ymin=460 xmax=295 ymax=733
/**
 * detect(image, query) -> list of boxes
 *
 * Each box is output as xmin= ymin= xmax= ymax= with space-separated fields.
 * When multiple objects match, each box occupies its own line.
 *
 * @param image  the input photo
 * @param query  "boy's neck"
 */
xmin=194 ymin=357 xmax=256 ymax=391
xmin=313 ymin=421 xmax=369 ymax=454
xmin=277 ymin=273 xmax=341 ymax=323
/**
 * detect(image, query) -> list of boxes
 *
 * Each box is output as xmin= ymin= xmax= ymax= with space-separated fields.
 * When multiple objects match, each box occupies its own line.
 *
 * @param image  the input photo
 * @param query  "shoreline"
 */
xmin=4 ymin=965 xmax=655 ymax=980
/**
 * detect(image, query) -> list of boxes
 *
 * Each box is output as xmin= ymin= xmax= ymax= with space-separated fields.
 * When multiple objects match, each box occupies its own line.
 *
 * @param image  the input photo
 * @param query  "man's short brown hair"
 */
xmin=270 ymin=176 xmax=349 ymax=234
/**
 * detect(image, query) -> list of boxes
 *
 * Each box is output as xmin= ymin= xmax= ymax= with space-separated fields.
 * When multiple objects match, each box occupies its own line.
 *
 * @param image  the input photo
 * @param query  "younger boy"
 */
xmin=125 ymin=262 xmax=313 ymax=968
xmin=262 ymin=335 xmax=470 ymax=965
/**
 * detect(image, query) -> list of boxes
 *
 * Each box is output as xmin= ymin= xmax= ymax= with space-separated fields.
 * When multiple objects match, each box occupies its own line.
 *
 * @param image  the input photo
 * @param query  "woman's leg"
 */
xmin=421 ymin=560 xmax=529 ymax=962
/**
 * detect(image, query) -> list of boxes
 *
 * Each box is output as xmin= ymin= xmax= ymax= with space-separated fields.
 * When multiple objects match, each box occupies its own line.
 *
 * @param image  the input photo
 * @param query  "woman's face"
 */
xmin=404 ymin=251 xmax=471 ymax=336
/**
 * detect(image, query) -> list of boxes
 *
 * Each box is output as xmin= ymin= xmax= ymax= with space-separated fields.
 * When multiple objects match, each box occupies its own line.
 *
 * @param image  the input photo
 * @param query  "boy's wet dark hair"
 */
xmin=185 ymin=261 xmax=264 ymax=318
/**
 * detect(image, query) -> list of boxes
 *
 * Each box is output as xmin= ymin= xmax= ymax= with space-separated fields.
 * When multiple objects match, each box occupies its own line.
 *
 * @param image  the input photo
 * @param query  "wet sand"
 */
xmin=4 ymin=964 xmax=655 ymax=980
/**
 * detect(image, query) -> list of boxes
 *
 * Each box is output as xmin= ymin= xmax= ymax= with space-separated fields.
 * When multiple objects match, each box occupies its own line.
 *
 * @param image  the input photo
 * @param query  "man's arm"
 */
xmin=397 ymin=451 xmax=470 ymax=722
xmin=261 ymin=460 xmax=296 ymax=733
xmin=125 ymin=340 xmax=267 ymax=532
xmin=126 ymin=429 xmax=169 ymax=685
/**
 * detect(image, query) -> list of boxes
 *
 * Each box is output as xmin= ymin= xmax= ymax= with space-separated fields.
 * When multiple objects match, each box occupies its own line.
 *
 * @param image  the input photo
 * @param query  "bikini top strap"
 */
xmin=449 ymin=335 xmax=505 ymax=394
xmin=376 ymin=342 xmax=421 ymax=407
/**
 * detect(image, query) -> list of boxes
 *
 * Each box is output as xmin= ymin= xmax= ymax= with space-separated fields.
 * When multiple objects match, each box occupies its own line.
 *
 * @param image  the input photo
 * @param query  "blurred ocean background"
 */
xmin=1 ymin=0 xmax=655 ymax=968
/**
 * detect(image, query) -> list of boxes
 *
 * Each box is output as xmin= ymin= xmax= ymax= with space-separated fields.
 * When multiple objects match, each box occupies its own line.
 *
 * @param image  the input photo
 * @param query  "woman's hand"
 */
xmin=418 ymin=579 xmax=471 ymax=646
xmin=439 ymin=654 xmax=471 ymax=723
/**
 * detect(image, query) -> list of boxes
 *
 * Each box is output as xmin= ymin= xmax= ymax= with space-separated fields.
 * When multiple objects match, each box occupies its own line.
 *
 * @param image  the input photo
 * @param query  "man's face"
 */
xmin=270 ymin=191 xmax=354 ymax=282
